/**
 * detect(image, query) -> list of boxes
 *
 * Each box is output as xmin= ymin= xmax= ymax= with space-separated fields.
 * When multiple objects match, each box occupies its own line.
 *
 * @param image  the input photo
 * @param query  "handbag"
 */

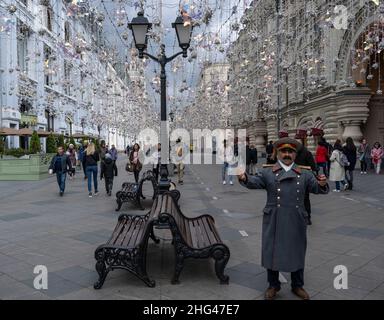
xmin=136 ymin=161 xmax=143 ymax=171
xmin=125 ymin=162 xmax=133 ymax=172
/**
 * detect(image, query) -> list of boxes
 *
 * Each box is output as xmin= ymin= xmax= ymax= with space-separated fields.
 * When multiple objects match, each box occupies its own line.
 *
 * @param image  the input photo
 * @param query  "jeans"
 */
xmin=86 ymin=165 xmax=98 ymax=193
xmin=268 ymin=269 xmax=304 ymax=289
xmin=374 ymin=160 xmax=382 ymax=174
xmin=222 ymin=162 xmax=233 ymax=183
xmin=56 ymin=172 xmax=66 ymax=193
xmin=177 ymin=163 xmax=184 ymax=182
xmin=360 ymin=159 xmax=367 ymax=172
xmin=345 ymin=169 xmax=354 ymax=185
xmin=317 ymin=162 xmax=328 ymax=176
xmin=335 ymin=180 xmax=347 ymax=191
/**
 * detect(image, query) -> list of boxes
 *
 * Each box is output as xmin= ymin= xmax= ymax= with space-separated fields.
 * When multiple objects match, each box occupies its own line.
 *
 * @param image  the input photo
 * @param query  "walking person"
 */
xmin=295 ymin=143 xmax=317 ymax=226
xmin=343 ymin=137 xmax=357 ymax=190
xmin=237 ymin=137 xmax=329 ymax=300
xmin=358 ymin=139 xmax=371 ymax=174
xmin=66 ymin=143 xmax=77 ymax=180
xmin=79 ymin=141 xmax=88 ymax=180
xmin=266 ymin=140 xmax=274 ymax=164
xmin=109 ymin=144 xmax=118 ymax=175
xmin=220 ymin=139 xmax=234 ymax=185
xmin=129 ymin=143 xmax=142 ymax=183
xmin=315 ymin=140 xmax=329 ymax=176
xmin=49 ymin=146 xmax=72 ymax=196
xmin=249 ymin=145 xmax=258 ymax=175
xmin=100 ymin=153 xmax=118 ymax=196
xmin=329 ymin=140 xmax=348 ymax=192
xmin=85 ymin=142 xmax=100 ymax=197
xmin=175 ymin=137 xmax=188 ymax=185
xmin=246 ymin=140 xmax=251 ymax=175
xmin=371 ymin=142 xmax=383 ymax=175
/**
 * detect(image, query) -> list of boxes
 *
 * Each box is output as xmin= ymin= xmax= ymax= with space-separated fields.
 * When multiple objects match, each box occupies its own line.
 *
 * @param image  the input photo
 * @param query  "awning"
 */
xmin=0 ymin=127 xmax=20 ymax=136
xmin=71 ymin=133 xmax=90 ymax=139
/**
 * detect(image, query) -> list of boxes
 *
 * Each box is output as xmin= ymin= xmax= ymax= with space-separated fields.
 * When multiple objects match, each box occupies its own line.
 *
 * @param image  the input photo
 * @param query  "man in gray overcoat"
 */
xmin=238 ymin=137 xmax=329 ymax=300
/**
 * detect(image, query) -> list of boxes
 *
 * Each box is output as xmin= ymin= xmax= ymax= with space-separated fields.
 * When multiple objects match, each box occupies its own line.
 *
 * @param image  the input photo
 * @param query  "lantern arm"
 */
xmin=141 ymin=51 xmax=160 ymax=63
xmin=165 ymin=50 xmax=184 ymax=63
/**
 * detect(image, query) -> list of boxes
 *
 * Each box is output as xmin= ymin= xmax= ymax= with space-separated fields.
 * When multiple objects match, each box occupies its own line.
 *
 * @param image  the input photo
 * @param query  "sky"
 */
xmin=97 ymin=0 xmax=250 ymax=111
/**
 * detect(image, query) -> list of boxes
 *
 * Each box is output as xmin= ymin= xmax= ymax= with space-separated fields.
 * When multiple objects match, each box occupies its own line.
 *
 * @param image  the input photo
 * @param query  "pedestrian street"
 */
xmin=0 ymin=158 xmax=383 ymax=300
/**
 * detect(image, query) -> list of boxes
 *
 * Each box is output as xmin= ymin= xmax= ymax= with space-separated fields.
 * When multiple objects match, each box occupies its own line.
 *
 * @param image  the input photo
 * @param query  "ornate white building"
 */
xmin=0 ymin=0 xmax=148 ymax=150
xmin=228 ymin=0 xmax=384 ymax=152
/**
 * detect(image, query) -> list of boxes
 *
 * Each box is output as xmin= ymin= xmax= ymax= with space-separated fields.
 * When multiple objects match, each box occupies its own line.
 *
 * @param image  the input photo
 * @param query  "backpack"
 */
xmin=339 ymin=152 xmax=350 ymax=167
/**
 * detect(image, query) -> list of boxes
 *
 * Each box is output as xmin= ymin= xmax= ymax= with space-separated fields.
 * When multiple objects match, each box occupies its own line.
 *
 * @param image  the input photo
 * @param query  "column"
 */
xmin=335 ymin=88 xmax=371 ymax=146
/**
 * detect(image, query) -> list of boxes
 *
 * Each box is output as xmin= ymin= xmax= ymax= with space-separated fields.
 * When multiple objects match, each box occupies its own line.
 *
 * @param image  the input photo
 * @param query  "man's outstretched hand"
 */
xmin=235 ymin=166 xmax=247 ymax=182
xmin=317 ymin=174 xmax=327 ymax=187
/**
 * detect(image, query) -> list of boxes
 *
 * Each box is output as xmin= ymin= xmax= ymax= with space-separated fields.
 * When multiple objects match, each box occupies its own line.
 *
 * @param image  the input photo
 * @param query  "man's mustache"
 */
xmin=283 ymin=156 xmax=292 ymax=160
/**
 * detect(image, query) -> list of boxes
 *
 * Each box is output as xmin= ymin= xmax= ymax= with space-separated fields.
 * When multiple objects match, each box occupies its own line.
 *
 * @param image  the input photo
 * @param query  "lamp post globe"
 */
xmin=128 ymin=11 xmax=152 ymax=58
xmin=172 ymin=16 xmax=193 ymax=57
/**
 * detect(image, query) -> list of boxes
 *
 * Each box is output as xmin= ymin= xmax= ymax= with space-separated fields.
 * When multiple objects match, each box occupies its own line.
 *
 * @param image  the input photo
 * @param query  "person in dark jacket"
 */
xmin=343 ymin=137 xmax=357 ymax=190
xmin=295 ymin=144 xmax=317 ymax=226
xmin=85 ymin=142 xmax=100 ymax=197
xmin=266 ymin=141 xmax=274 ymax=164
xmin=245 ymin=140 xmax=251 ymax=174
xmin=79 ymin=141 xmax=88 ymax=179
xmin=49 ymin=146 xmax=72 ymax=196
xmin=249 ymin=145 xmax=258 ymax=175
xmin=238 ymin=137 xmax=329 ymax=300
xmin=100 ymin=153 xmax=118 ymax=196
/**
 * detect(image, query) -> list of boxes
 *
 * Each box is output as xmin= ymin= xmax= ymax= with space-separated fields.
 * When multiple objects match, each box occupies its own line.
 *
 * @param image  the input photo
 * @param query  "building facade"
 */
xmin=0 ymin=0 xmax=147 ymax=150
xmin=228 ymin=0 xmax=384 ymax=152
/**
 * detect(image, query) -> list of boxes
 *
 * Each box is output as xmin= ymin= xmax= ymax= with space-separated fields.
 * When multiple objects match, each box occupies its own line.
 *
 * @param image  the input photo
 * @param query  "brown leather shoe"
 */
xmin=264 ymin=287 xmax=280 ymax=300
xmin=291 ymin=287 xmax=310 ymax=300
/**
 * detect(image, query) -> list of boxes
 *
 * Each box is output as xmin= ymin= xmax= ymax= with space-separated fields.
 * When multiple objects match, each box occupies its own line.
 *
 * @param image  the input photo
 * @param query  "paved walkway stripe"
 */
xmin=239 ymin=230 xmax=248 ymax=237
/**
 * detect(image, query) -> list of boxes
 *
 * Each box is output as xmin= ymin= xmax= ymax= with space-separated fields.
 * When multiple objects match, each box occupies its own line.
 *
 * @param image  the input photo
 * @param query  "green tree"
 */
xmin=0 ymin=137 xmax=5 ymax=155
xmin=46 ymin=133 xmax=57 ymax=153
xmin=29 ymin=130 xmax=41 ymax=154
xmin=69 ymin=136 xmax=76 ymax=149
xmin=94 ymin=138 xmax=100 ymax=152
xmin=57 ymin=134 xmax=65 ymax=149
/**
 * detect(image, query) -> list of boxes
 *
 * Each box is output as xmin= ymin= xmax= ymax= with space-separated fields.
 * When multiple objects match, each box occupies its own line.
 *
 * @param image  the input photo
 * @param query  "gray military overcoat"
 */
xmin=240 ymin=162 xmax=329 ymax=272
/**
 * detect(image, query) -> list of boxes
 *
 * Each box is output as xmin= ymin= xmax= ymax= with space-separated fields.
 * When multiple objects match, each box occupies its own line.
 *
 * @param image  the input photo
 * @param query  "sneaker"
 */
xmin=343 ymin=183 xmax=349 ymax=191
xmin=360 ymin=171 xmax=363 ymax=174
xmin=94 ymin=191 xmax=99 ymax=196
xmin=332 ymin=189 xmax=340 ymax=192
xmin=108 ymin=191 xmax=112 ymax=196
xmin=223 ymin=181 xmax=226 ymax=185
xmin=230 ymin=181 xmax=233 ymax=185
xmin=59 ymin=191 xmax=63 ymax=197
xmin=88 ymin=192 xmax=92 ymax=198
xmin=364 ymin=172 xmax=367 ymax=174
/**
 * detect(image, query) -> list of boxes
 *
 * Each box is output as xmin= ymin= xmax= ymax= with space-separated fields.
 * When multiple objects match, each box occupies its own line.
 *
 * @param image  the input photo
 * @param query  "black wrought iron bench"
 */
xmin=158 ymin=192 xmax=230 ymax=285
xmin=115 ymin=170 xmax=159 ymax=211
xmin=93 ymin=197 xmax=164 ymax=289
xmin=116 ymin=170 xmax=181 ymax=211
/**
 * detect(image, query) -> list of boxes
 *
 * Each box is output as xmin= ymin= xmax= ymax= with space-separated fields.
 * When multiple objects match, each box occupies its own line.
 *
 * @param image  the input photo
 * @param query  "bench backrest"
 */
xmin=138 ymin=170 xmax=158 ymax=195
xmin=156 ymin=193 xmax=195 ymax=247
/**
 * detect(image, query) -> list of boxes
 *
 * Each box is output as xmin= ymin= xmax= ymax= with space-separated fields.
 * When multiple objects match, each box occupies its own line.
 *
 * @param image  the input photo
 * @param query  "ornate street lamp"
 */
xmin=128 ymin=11 xmax=193 ymax=192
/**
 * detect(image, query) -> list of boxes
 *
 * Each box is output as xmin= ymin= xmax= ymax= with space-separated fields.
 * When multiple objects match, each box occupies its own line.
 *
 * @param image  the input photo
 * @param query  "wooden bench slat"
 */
xmin=114 ymin=219 xmax=135 ymax=246
xmin=201 ymin=217 xmax=216 ymax=245
xmin=188 ymin=220 xmax=199 ymax=248
xmin=122 ymin=218 xmax=141 ymax=247
xmin=128 ymin=219 xmax=145 ymax=247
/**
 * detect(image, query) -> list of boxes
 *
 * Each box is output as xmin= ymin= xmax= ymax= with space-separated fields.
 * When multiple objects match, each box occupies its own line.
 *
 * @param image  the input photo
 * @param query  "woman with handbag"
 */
xmin=129 ymin=143 xmax=142 ymax=183
xmin=371 ymin=142 xmax=383 ymax=175
xmin=358 ymin=138 xmax=371 ymax=174
xmin=329 ymin=140 xmax=348 ymax=192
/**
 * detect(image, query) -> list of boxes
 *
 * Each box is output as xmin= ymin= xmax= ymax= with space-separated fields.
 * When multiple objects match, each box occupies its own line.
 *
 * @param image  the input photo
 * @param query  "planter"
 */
xmin=0 ymin=153 xmax=55 ymax=181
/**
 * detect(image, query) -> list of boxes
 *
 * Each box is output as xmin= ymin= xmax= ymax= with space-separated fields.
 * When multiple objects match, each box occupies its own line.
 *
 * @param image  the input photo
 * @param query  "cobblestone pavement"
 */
xmin=0 ymin=156 xmax=384 ymax=300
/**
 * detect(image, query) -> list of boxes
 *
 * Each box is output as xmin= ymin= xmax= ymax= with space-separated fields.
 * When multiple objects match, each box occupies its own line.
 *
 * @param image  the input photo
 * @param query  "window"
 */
xmin=43 ymin=2 xmax=53 ymax=32
xmin=45 ymin=109 xmax=54 ymax=131
xmin=19 ymin=99 xmax=31 ymax=114
xmin=17 ymin=21 xmax=29 ymax=73
xmin=64 ymin=21 xmax=70 ymax=42
xmin=64 ymin=60 xmax=72 ymax=95
xmin=44 ymin=44 xmax=52 ymax=86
